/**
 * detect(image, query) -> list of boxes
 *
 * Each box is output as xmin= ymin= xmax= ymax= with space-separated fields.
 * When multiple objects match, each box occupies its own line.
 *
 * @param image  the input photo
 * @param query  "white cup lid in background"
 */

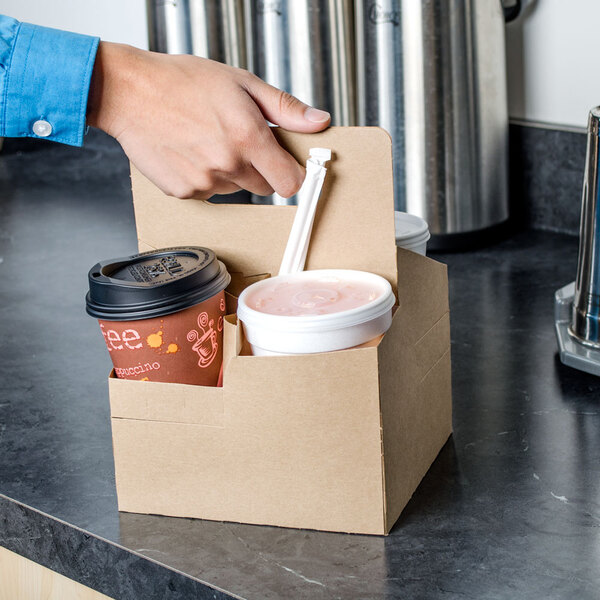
xmin=394 ymin=211 xmax=430 ymax=242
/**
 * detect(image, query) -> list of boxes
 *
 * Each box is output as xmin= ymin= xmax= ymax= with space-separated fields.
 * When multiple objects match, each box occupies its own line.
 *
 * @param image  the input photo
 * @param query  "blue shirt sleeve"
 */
xmin=0 ymin=15 xmax=99 ymax=147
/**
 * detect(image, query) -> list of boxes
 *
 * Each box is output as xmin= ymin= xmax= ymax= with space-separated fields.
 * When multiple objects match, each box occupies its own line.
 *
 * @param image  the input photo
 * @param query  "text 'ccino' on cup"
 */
xmin=86 ymin=247 xmax=231 ymax=386
xmin=237 ymin=269 xmax=396 ymax=356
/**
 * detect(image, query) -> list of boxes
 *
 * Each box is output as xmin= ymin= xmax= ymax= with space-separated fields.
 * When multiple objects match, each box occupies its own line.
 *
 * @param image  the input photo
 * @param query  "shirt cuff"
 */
xmin=2 ymin=22 xmax=99 ymax=147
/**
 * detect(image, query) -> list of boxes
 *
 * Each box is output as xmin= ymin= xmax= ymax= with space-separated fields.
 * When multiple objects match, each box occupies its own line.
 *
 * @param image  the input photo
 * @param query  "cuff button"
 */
xmin=32 ymin=120 xmax=52 ymax=137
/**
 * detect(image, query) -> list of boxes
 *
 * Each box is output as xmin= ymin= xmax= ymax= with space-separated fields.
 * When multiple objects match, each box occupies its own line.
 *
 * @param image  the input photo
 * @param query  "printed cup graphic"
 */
xmin=187 ymin=311 xmax=220 ymax=367
xmin=86 ymin=247 xmax=230 ymax=386
xmin=98 ymin=292 xmax=226 ymax=386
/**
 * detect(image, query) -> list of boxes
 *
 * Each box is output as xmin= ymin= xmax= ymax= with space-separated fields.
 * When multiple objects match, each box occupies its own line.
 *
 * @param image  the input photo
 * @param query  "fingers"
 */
xmin=117 ymin=59 xmax=326 ymax=200
xmin=245 ymin=125 xmax=305 ymax=198
xmin=240 ymin=74 xmax=330 ymax=196
xmin=183 ymin=146 xmax=281 ymax=198
xmin=243 ymin=75 xmax=331 ymax=133
xmin=231 ymin=165 xmax=275 ymax=197
xmin=189 ymin=179 xmax=241 ymax=200
xmin=126 ymin=143 xmax=276 ymax=200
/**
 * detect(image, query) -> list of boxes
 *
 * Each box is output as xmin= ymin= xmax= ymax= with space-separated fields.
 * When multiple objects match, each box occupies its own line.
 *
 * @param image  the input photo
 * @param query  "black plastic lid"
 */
xmin=85 ymin=247 xmax=231 ymax=321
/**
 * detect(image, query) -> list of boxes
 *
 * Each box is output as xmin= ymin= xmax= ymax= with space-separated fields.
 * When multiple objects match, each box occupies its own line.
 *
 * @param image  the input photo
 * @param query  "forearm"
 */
xmin=87 ymin=41 xmax=142 ymax=139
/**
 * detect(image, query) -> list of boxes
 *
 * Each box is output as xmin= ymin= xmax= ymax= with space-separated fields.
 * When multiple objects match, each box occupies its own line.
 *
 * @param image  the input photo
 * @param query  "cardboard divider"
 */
xmin=109 ymin=372 xmax=224 ymax=427
xmin=222 ymin=314 xmax=242 ymax=368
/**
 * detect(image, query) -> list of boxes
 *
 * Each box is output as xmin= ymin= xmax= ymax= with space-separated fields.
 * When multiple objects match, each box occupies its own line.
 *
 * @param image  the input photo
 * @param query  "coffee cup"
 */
xmin=86 ymin=247 xmax=230 ymax=386
xmin=394 ymin=211 xmax=430 ymax=255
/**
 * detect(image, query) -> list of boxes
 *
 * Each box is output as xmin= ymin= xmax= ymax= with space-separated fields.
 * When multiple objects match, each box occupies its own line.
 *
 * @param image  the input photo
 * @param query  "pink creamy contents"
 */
xmin=246 ymin=275 xmax=382 ymax=317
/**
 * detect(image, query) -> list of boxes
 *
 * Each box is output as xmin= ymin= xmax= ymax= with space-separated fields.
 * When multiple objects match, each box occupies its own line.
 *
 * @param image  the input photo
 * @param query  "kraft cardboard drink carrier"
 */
xmin=107 ymin=127 xmax=452 ymax=535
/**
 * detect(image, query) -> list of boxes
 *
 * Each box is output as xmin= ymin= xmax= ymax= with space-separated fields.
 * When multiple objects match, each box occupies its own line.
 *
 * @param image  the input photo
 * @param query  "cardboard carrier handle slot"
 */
xmin=131 ymin=127 xmax=398 ymax=296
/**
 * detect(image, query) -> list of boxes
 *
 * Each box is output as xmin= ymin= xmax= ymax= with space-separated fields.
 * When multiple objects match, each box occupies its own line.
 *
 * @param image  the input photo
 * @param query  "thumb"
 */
xmin=245 ymin=76 xmax=331 ymax=132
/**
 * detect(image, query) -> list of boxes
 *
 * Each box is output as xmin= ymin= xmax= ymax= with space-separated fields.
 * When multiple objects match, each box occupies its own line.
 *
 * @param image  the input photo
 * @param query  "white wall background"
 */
xmin=0 ymin=0 xmax=597 ymax=130
xmin=505 ymin=0 xmax=600 ymax=130
xmin=0 ymin=0 xmax=149 ymax=50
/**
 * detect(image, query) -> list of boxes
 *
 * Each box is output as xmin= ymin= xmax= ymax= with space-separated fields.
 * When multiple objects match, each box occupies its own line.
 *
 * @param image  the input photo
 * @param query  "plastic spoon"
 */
xmin=278 ymin=147 xmax=331 ymax=276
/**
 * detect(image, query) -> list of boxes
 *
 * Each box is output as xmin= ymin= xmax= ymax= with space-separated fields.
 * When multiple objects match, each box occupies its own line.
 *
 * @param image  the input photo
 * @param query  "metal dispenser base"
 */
xmin=555 ymin=282 xmax=600 ymax=376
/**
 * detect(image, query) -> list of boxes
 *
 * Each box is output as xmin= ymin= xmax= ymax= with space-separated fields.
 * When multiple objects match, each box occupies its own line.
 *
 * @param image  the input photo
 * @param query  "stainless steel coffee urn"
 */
xmin=246 ymin=0 xmax=356 ymax=205
xmin=189 ymin=0 xmax=247 ymax=67
xmin=356 ymin=0 xmax=521 ymax=249
xmin=147 ymin=0 xmax=247 ymax=67
xmin=147 ymin=0 xmax=192 ymax=55
xmin=246 ymin=0 xmax=355 ymax=126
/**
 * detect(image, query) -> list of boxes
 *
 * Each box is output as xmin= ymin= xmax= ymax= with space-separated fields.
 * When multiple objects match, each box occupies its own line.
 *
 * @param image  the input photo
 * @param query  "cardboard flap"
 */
xmin=131 ymin=127 xmax=398 ymax=292
xmin=222 ymin=314 xmax=241 ymax=371
xmin=109 ymin=373 xmax=224 ymax=427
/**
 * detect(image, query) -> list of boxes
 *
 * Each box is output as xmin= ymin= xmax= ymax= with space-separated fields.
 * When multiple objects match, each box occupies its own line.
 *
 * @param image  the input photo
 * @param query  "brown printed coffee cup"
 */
xmin=86 ymin=247 xmax=230 ymax=386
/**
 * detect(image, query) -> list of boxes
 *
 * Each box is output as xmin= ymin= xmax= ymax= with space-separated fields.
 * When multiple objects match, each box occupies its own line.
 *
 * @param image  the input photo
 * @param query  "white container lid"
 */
xmin=395 ymin=211 xmax=430 ymax=242
xmin=237 ymin=269 xmax=396 ymax=354
xmin=238 ymin=269 xmax=394 ymax=332
xmin=400 ymin=230 xmax=430 ymax=244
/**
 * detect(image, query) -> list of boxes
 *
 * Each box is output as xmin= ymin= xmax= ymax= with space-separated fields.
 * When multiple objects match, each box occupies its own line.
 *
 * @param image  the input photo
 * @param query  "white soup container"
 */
xmin=237 ymin=269 xmax=396 ymax=356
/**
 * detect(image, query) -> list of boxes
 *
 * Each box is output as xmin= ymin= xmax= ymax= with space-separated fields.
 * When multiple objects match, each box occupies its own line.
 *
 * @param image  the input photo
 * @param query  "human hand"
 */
xmin=87 ymin=42 xmax=331 ymax=199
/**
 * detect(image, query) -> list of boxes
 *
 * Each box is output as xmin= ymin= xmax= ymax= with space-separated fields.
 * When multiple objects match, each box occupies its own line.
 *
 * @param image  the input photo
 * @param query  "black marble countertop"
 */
xmin=1 ymin=132 xmax=600 ymax=600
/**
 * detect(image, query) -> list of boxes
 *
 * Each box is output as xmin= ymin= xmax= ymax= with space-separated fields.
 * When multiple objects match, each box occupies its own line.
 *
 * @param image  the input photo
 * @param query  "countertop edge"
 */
xmin=0 ymin=494 xmax=240 ymax=600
